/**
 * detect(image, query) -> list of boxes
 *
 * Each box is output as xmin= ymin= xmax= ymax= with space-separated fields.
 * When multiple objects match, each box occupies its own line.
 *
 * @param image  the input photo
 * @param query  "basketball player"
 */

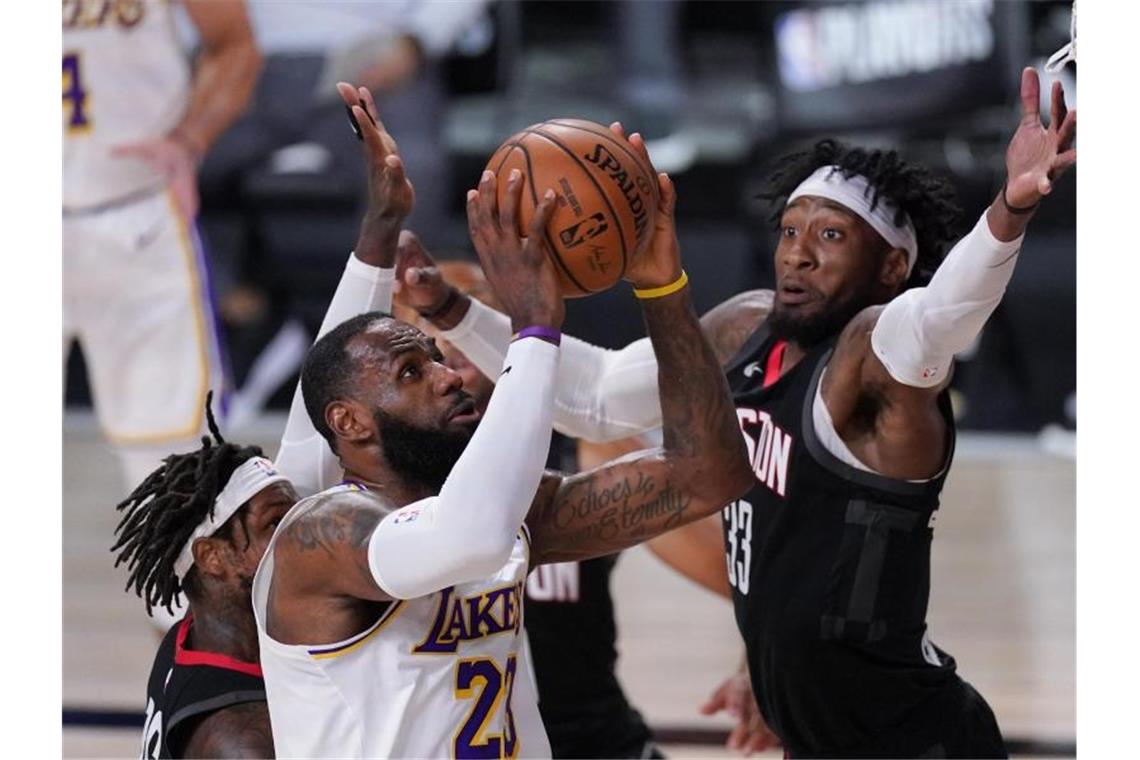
xmin=250 ymin=159 xmax=754 ymax=758
xmin=400 ymin=67 xmax=1075 ymax=758
xmin=110 ymin=83 xmax=413 ymax=758
xmin=64 ymin=0 xmax=260 ymax=495
xmin=393 ymin=256 xmax=734 ymax=758
xmin=397 ymin=238 xmax=775 ymax=760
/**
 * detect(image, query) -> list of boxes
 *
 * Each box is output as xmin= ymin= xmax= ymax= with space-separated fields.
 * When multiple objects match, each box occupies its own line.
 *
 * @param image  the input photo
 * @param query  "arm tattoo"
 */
xmin=529 ymin=287 xmax=754 ymax=565
xmin=182 ymin=702 xmax=275 ymax=759
xmin=643 ymin=288 xmax=751 ymax=463
xmin=279 ymin=495 xmax=384 ymax=595
xmin=529 ymin=468 xmax=695 ymax=563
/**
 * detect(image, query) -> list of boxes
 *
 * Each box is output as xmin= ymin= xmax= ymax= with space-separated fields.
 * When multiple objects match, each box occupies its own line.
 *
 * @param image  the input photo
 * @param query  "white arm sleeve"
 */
xmin=871 ymin=212 xmax=1024 ymax=388
xmin=274 ymin=254 xmax=394 ymax=498
xmin=441 ymin=298 xmax=663 ymax=442
xmin=366 ymin=339 xmax=559 ymax=599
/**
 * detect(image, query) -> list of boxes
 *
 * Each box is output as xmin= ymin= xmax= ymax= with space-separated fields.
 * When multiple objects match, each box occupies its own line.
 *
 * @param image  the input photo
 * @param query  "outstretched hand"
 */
xmin=607 ymin=123 xmax=681 ymax=290
xmin=337 ymin=82 xmax=414 ymax=265
xmin=1004 ymin=67 xmax=1077 ymax=208
xmin=700 ymin=671 xmax=781 ymax=756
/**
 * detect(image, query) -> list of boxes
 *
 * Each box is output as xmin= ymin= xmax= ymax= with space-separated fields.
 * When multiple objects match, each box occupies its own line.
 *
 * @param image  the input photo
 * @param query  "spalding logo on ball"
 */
xmin=484 ymin=119 xmax=659 ymax=297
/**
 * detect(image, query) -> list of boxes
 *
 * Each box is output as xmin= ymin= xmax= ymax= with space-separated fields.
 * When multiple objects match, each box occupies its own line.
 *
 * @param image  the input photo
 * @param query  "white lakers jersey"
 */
xmin=63 ymin=0 xmax=191 ymax=209
xmin=252 ymin=484 xmax=551 ymax=759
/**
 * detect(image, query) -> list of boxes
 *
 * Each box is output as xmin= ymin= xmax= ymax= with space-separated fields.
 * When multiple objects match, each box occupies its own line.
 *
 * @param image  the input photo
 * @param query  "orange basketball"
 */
xmin=484 ymin=119 xmax=659 ymax=298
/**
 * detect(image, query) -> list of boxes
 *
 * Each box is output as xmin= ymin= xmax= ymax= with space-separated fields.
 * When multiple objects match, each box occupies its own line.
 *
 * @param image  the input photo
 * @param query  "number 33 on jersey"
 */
xmin=724 ymin=499 xmax=754 ymax=594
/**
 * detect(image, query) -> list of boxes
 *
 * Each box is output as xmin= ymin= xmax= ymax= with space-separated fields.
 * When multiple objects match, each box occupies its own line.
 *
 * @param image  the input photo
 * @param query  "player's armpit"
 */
xmin=273 ymin=493 xmax=393 ymax=603
xmin=700 ymin=289 xmax=774 ymax=367
xmin=179 ymin=702 xmax=275 ymax=759
xmin=820 ymin=306 xmax=949 ymax=480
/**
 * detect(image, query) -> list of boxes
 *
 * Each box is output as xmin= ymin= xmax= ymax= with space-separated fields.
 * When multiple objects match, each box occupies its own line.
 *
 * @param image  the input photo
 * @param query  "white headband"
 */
xmin=787 ymin=165 xmax=919 ymax=276
xmin=173 ymin=456 xmax=290 ymax=581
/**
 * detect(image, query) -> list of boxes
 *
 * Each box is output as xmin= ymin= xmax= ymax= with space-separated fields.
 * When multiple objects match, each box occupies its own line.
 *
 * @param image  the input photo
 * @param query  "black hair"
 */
xmin=756 ymin=139 xmax=964 ymax=288
xmin=110 ymin=393 xmax=263 ymax=617
xmin=300 ymin=311 xmax=392 ymax=452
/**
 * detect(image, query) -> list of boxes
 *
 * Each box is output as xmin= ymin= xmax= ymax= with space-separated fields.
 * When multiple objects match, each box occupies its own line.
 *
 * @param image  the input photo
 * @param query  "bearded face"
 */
xmin=373 ymin=407 xmax=474 ymax=493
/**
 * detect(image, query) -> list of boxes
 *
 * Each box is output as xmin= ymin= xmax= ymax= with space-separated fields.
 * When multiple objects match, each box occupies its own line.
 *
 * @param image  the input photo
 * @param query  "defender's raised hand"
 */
xmin=337 ymin=81 xmax=414 ymax=265
xmin=1004 ymin=67 xmax=1077 ymax=209
xmin=466 ymin=169 xmax=562 ymax=331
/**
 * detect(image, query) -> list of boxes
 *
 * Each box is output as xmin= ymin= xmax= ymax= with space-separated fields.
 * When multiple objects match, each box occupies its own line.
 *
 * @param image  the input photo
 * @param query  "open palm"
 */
xmin=1005 ymin=67 xmax=1077 ymax=208
xmin=336 ymin=82 xmax=415 ymax=223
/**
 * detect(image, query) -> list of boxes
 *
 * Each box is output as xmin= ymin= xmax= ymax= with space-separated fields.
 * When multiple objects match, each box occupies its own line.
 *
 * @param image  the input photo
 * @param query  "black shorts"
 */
xmin=792 ymin=680 xmax=1008 ymax=759
xmin=544 ymin=705 xmax=656 ymax=759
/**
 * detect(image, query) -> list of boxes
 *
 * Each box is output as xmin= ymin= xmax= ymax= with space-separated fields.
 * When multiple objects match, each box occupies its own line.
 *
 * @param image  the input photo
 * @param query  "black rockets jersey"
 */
xmin=141 ymin=616 xmax=266 ymax=759
xmin=721 ymin=325 xmax=1006 ymax=758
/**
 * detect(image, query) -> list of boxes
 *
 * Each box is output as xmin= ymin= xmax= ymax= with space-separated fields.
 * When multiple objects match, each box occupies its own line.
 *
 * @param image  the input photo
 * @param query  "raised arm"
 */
xmin=274 ymin=84 xmax=413 ymax=497
xmin=524 ymin=168 xmax=754 ymax=565
xmin=825 ymin=67 xmax=1076 ymax=479
xmin=274 ymin=174 xmax=563 ymax=605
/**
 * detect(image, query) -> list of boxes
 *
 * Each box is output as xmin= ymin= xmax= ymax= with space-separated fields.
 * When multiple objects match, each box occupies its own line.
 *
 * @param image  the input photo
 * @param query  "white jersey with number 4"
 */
xmin=252 ymin=483 xmax=551 ymax=759
xmin=63 ymin=0 xmax=190 ymax=210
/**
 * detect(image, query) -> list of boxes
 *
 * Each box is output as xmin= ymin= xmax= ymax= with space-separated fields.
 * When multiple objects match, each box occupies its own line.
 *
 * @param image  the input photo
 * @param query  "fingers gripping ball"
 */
xmin=485 ymin=119 xmax=659 ymax=297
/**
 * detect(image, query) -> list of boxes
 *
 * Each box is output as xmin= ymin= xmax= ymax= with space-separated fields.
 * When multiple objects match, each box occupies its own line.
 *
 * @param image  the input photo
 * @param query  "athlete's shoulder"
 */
xmin=285 ymin=482 xmax=390 ymax=524
xmin=701 ymin=289 xmax=774 ymax=366
xmin=272 ymin=483 xmax=392 ymax=570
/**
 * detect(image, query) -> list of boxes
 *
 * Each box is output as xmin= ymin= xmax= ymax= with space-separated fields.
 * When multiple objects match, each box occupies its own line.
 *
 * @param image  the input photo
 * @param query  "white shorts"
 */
xmin=64 ymin=189 xmax=227 ymax=445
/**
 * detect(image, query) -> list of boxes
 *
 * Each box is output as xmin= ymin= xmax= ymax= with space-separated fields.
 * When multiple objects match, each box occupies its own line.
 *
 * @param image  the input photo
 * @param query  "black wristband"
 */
xmin=417 ymin=287 xmax=459 ymax=320
xmin=1001 ymin=180 xmax=1039 ymax=215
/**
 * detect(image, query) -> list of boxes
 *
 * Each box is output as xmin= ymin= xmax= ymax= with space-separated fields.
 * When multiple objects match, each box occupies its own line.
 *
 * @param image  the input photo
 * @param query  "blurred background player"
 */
xmin=109 ymin=82 xmax=413 ymax=759
xmin=63 ymin=0 xmax=260 ymax=495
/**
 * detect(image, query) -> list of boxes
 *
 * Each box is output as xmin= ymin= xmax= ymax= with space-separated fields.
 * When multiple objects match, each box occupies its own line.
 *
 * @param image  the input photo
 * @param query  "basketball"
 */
xmin=484 ymin=119 xmax=660 ymax=297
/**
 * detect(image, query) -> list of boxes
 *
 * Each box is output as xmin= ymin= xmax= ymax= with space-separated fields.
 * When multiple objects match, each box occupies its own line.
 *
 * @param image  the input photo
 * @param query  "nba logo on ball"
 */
xmin=558 ymin=212 xmax=609 ymax=250
xmin=486 ymin=119 xmax=659 ymax=297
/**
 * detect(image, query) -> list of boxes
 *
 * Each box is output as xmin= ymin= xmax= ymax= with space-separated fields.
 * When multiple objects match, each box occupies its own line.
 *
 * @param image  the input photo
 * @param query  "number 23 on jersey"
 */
xmin=454 ymin=654 xmax=519 ymax=759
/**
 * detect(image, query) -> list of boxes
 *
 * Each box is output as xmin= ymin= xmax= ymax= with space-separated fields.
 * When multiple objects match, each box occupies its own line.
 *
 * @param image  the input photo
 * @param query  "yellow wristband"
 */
xmin=633 ymin=270 xmax=689 ymax=300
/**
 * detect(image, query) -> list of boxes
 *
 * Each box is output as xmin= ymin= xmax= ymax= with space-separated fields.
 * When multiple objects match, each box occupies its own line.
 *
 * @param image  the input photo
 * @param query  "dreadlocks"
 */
xmin=110 ymin=393 xmax=264 ymax=617
xmin=756 ymin=139 xmax=964 ymax=288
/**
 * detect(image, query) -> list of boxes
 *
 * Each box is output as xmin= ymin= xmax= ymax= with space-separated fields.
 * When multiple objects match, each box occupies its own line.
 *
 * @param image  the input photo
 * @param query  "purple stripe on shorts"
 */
xmin=189 ymin=221 xmax=234 ymax=418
